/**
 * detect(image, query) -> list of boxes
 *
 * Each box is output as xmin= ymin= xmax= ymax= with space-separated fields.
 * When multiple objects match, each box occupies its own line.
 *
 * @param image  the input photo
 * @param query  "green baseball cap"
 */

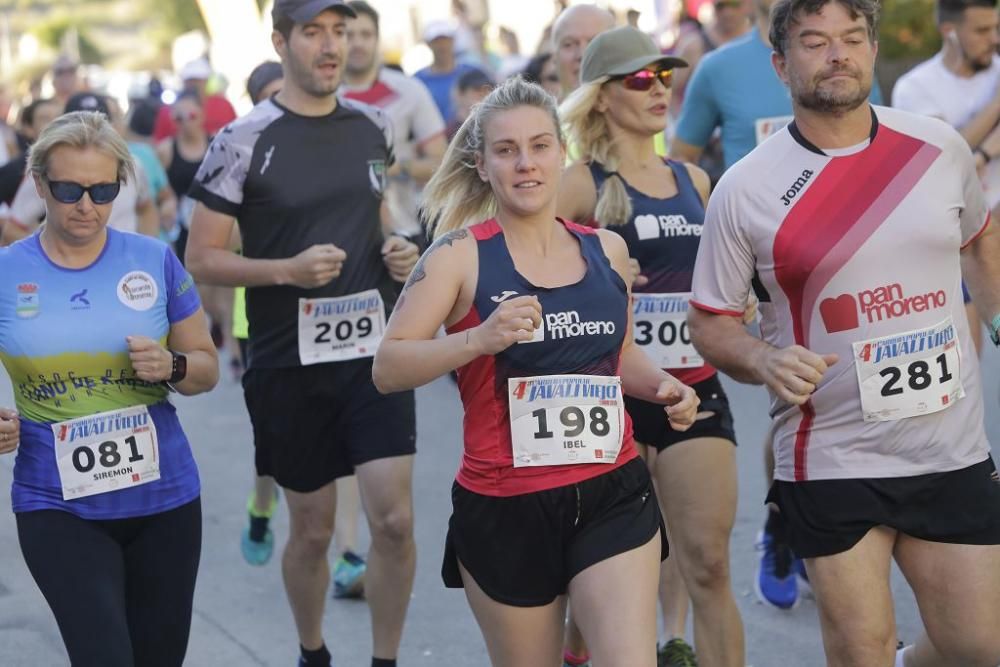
xmin=580 ymin=26 xmax=688 ymax=84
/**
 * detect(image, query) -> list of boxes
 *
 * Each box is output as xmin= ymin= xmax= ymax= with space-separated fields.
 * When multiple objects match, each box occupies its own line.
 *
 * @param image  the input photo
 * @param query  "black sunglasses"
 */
xmin=44 ymin=176 xmax=121 ymax=205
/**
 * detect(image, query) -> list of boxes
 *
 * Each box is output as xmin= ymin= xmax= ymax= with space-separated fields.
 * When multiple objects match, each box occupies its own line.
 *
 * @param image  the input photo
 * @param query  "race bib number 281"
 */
xmin=508 ymin=375 xmax=624 ymax=468
xmin=853 ymin=318 xmax=965 ymax=423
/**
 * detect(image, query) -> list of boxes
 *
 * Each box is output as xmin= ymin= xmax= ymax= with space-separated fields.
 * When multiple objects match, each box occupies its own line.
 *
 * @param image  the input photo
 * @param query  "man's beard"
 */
xmin=346 ymin=51 xmax=376 ymax=77
xmin=286 ymin=52 xmax=340 ymax=99
xmin=794 ymin=66 xmax=870 ymax=114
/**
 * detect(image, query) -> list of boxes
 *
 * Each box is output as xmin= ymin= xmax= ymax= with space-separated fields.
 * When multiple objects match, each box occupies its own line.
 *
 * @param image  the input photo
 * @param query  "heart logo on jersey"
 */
xmin=820 ymin=293 xmax=858 ymax=333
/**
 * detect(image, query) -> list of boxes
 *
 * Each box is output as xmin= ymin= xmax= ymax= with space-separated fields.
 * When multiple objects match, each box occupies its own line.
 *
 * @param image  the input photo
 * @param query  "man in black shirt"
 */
xmin=185 ymin=2 xmax=419 ymax=666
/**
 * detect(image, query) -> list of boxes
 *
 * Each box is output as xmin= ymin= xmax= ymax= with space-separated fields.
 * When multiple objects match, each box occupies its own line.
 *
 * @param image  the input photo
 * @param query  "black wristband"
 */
xmin=168 ymin=351 xmax=187 ymax=384
xmin=391 ymin=230 xmax=428 ymax=254
xmin=976 ymin=147 xmax=992 ymax=163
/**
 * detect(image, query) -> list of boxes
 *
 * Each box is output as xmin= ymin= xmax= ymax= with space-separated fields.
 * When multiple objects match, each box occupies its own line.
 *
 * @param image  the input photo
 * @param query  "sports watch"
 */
xmin=169 ymin=351 xmax=188 ymax=384
xmin=990 ymin=313 xmax=1000 ymax=347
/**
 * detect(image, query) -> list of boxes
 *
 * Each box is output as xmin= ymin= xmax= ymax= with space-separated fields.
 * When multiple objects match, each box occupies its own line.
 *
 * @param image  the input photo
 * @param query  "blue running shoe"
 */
xmin=754 ymin=529 xmax=798 ymax=609
xmin=241 ymin=490 xmax=278 ymax=566
xmin=241 ymin=525 xmax=274 ymax=566
xmin=332 ymin=550 xmax=366 ymax=599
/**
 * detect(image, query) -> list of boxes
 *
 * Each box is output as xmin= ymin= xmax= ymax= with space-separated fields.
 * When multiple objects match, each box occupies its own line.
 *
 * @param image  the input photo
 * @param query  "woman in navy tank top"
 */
xmin=372 ymin=76 xmax=700 ymax=666
xmin=558 ymin=27 xmax=746 ymax=667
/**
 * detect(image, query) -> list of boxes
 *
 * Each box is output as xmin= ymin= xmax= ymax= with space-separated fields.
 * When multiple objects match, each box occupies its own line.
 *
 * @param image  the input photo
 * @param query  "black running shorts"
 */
xmin=626 ymin=374 xmax=736 ymax=452
xmin=242 ymin=359 xmax=416 ymax=492
xmin=767 ymin=457 xmax=1000 ymax=558
xmin=442 ymin=457 xmax=667 ymax=607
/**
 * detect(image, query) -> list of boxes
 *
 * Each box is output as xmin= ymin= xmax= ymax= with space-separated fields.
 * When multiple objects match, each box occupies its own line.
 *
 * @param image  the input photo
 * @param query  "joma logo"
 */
xmin=780 ymin=169 xmax=814 ymax=206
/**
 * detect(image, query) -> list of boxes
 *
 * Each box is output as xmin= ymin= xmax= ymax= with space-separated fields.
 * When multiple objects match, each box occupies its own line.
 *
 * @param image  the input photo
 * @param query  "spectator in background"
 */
xmin=497 ymin=26 xmax=530 ymax=80
xmin=2 ymin=93 xmax=157 ymax=245
xmin=51 ymin=54 xmax=83 ymax=109
xmin=523 ymin=52 xmax=562 ymax=99
xmin=153 ymin=59 xmax=237 ymax=142
xmin=0 ymin=99 xmax=59 ymax=206
xmin=551 ymin=3 xmax=616 ymax=100
xmin=124 ymin=100 xmax=177 ymax=239
xmin=447 ymin=68 xmax=494 ymax=139
xmin=415 ymin=20 xmax=484 ymax=123
xmin=672 ymin=0 xmax=754 ymax=117
xmin=893 ymin=0 xmax=1000 ymax=355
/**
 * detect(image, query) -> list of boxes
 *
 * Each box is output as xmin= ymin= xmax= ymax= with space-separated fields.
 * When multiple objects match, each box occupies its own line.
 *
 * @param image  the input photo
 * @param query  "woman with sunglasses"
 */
xmin=0 ymin=111 xmax=218 ymax=666
xmin=373 ymin=75 xmax=700 ymax=666
xmin=559 ymin=26 xmax=746 ymax=667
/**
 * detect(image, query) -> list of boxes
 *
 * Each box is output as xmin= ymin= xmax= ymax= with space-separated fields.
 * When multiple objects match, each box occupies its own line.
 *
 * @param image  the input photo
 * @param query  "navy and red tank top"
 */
xmin=445 ymin=218 xmax=638 ymax=497
xmin=589 ymin=159 xmax=716 ymax=385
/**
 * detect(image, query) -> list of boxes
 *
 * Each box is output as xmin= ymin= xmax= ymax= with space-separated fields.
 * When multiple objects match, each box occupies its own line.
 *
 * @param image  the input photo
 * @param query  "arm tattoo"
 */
xmin=401 ymin=228 xmax=469 ymax=292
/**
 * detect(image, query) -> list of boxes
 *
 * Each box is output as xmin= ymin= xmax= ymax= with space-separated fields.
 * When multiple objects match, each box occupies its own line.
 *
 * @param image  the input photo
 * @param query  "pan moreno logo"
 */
xmin=820 ymin=282 xmax=947 ymax=334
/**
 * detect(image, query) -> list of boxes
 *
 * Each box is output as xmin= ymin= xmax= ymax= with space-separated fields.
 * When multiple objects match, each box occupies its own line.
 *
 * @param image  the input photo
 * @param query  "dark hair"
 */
xmin=770 ymin=0 xmax=879 ymax=56
xmin=348 ymin=1 xmax=380 ymax=34
xmin=937 ymin=0 xmax=998 ymax=24
xmin=455 ymin=68 xmax=494 ymax=94
xmin=274 ymin=15 xmax=294 ymax=40
xmin=127 ymin=99 xmax=159 ymax=137
xmin=522 ymin=53 xmax=554 ymax=85
xmin=247 ymin=61 xmax=284 ymax=104
xmin=21 ymin=98 xmax=55 ymax=129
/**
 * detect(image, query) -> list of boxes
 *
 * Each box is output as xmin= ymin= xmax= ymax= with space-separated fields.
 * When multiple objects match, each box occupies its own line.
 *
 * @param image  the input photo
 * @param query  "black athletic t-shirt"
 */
xmin=188 ymin=96 xmax=395 ymax=369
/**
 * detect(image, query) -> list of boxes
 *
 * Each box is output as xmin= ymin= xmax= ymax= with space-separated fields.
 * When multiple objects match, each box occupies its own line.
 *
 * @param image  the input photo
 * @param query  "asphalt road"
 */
xmin=0 ymin=345 xmax=997 ymax=667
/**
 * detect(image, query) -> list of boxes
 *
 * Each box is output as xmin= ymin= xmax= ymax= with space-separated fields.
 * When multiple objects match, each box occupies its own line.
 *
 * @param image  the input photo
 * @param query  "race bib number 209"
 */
xmin=298 ymin=290 xmax=386 ymax=366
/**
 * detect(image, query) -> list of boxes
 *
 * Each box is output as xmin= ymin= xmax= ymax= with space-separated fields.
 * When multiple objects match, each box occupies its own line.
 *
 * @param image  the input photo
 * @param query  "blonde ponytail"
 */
xmin=424 ymin=75 xmax=563 ymax=239
xmin=559 ymin=79 xmax=633 ymax=227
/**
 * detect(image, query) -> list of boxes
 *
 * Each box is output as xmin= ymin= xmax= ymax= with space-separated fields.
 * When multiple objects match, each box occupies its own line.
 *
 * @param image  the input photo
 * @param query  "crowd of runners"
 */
xmin=0 ymin=0 xmax=999 ymax=665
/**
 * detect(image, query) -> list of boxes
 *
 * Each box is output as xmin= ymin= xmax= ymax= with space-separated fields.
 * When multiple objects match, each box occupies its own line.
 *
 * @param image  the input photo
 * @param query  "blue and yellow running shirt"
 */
xmin=0 ymin=228 xmax=202 ymax=519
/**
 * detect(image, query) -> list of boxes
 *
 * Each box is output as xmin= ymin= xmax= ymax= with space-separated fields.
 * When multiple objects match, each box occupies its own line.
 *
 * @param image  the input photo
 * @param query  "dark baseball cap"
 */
xmin=247 ymin=61 xmax=283 ymax=104
xmin=581 ymin=26 xmax=687 ymax=85
xmin=272 ymin=0 xmax=356 ymax=23
xmin=65 ymin=92 xmax=111 ymax=117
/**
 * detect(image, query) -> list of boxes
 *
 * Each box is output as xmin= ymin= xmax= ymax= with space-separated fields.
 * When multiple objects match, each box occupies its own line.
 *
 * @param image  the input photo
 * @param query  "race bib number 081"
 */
xmin=633 ymin=293 xmax=702 ymax=369
xmin=53 ymin=404 xmax=160 ymax=500
xmin=853 ymin=318 xmax=965 ymax=422
xmin=508 ymin=375 xmax=624 ymax=467
xmin=298 ymin=290 xmax=386 ymax=365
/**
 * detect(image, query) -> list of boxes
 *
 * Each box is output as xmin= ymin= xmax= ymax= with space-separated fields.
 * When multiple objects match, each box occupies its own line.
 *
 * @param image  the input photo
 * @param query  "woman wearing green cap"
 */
xmin=558 ymin=26 xmax=746 ymax=667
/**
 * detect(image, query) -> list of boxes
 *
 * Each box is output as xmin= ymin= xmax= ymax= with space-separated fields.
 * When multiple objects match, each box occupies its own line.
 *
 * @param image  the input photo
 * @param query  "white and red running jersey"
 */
xmin=692 ymin=105 xmax=991 ymax=482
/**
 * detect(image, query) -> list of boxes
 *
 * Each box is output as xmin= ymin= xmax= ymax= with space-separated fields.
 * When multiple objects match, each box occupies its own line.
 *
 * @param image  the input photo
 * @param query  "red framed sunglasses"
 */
xmin=614 ymin=68 xmax=674 ymax=91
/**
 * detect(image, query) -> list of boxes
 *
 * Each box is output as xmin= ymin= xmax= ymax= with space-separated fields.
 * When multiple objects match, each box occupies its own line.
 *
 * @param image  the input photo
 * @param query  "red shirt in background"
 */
xmin=153 ymin=94 xmax=237 ymax=141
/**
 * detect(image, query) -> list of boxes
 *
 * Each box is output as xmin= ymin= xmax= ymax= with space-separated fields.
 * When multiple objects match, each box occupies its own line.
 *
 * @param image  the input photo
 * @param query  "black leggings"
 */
xmin=16 ymin=499 xmax=202 ymax=667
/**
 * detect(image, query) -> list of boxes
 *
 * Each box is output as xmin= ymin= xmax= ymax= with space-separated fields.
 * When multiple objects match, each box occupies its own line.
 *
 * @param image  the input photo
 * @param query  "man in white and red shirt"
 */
xmin=341 ymin=1 xmax=446 ymax=241
xmin=689 ymin=0 xmax=1000 ymax=664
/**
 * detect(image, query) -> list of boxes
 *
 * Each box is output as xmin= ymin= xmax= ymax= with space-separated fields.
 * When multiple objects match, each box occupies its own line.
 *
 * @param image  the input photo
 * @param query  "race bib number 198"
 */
xmin=298 ymin=290 xmax=386 ymax=365
xmin=508 ymin=375 xmax=624 ymax=467
xmin=853 ymin=318 xmax=965 ymax=422
xmin=53 ymin=405 xmax=160 ymax=500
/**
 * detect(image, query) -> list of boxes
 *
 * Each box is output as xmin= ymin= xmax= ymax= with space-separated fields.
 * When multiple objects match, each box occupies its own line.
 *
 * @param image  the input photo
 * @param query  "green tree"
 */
xmin=32 ymin=15 xmax=102 ymax=64
xmin=878 ymin=0 xmax=941 ymax=61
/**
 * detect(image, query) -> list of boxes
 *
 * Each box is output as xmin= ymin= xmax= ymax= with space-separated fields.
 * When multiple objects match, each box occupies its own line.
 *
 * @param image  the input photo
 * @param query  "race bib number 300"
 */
xmin=853 ymin=318 xmax=965 ymax=423
xmin=508 ymin=375 xmax=624 ymax=467
xmin=633 ymin=293 xmax=702 ymax=369
xmin=53 ymin=405 xmax=160 ymax=500
xmin=298 ymin=290 xmax=386 ymax=365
